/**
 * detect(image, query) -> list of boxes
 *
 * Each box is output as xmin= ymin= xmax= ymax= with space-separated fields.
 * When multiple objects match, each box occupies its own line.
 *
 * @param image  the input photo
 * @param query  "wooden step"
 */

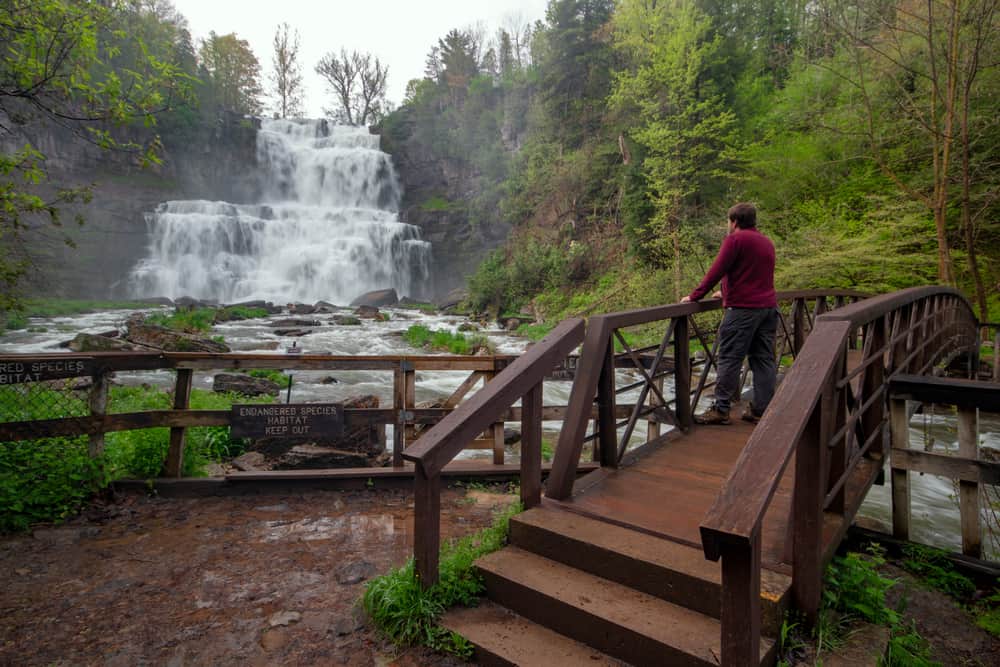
xmin=476 ymin=546 xmax=776 ymax=667
xmin=510 ymin=505 xmax=792 ymax=634
xmin=441 ymin=601 xmax=627 ymax=666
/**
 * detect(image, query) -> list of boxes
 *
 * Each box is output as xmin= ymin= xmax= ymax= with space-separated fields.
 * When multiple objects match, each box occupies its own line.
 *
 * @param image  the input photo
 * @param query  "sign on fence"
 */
xmin=0 ymin=358 xmax=94 ymax=384
xmin=230 ymin=403 xmax=345 ymax=439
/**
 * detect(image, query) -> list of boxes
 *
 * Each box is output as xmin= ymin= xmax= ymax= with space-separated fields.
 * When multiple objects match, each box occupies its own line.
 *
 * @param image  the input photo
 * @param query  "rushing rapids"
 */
xmin=128 ymin=119 xmax=431 ymax=304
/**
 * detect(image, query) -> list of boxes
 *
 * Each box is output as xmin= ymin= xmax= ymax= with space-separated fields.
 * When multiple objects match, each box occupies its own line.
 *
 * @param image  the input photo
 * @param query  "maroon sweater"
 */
xmin=688 ymin=227 xmax=776 ymax=308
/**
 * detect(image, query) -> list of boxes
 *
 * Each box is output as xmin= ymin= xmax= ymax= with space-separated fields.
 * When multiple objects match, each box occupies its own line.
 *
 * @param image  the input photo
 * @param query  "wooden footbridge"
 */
xmin=0 ymin=286 xmax=995 ymax=665
xmin=401 ymin=286 xmax=992 ymax=666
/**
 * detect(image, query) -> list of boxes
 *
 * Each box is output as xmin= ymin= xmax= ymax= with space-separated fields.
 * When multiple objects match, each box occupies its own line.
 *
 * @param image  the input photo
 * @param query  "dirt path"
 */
xmin=0 ymin=487 xmax=512 ymax=666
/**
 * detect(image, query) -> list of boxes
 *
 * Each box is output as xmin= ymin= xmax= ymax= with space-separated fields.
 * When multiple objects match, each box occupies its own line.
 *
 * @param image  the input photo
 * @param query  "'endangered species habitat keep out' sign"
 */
xmin=0 ymin=359 xmax=93 ymax=384
xmin=230 ymin=404 xmax=344 ymax=439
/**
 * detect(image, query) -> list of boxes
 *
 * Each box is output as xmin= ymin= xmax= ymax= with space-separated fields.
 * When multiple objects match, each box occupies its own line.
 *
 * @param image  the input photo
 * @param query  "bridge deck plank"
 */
xmin=557 ymin=412 xmax=796 ymax=570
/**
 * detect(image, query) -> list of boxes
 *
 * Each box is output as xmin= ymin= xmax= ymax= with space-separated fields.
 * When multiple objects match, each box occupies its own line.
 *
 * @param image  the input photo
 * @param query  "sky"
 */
xmin=171 ymin=0 xmax=551 ymax=118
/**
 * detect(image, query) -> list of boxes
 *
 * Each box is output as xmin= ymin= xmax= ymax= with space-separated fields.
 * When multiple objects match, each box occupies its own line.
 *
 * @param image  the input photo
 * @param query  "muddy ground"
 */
xmin=0 ymin=486 xmax=515 ymax=667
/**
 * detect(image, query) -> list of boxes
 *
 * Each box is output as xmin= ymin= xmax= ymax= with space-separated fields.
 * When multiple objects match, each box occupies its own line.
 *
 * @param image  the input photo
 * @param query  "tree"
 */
xmin=198 ymin=32 xmax=263 ymax=115
xmin=269 ymin=22 xmax=304 ymax=119
xmin=611 ymin=0 xmax=741 ymax=296
xmin=315 ymin=49 xmax=388 ymax=126
xmin=819 ymin=0 xmax=1000 ymax=292
xmin=1 ymin=0 xmax=186 ymax=311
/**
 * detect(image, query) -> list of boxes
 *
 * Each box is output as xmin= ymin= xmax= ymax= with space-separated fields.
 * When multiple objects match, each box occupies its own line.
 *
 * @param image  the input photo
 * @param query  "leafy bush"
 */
xmin=214 ymin=306 xmax=269 ymax=322
xmin=0 ymin=436 xmax=105 ymax=532
xmin=403 ymin=325 xmax=493 ymax=355
xmin=900 ymin=544 xmax=975 ymax=600
xmin=145 ymin=307 xmax=216 ymax=332
xmin=363 ymin=501 xmax=521 ymax=656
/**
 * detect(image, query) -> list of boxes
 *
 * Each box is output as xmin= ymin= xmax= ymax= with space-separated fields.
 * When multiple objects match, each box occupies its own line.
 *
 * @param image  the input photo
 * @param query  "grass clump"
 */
xmin=899 ymin=543 xmax=975 ymax=600
xmin=403 ymin=325 xmax=493 ymax=355
xmin=246 ymin=369 xmax=287 ymax=385
xmin=145 ymin=307 xmax=216 ymax=333
xmin=363 ymin=500 xmax=522 ymax=656
xmin=778 ymin=546 xmax=939 ymax=666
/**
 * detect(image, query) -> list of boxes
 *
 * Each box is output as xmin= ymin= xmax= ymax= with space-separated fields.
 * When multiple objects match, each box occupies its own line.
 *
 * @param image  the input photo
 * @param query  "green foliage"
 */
xmin=145 ymin=308 xmax=216 ymax=333
xmin=974 ymin=591 xmax=1000 ymax=637
xmin=0 ymin=436 xmax=104 ymax=532
xmin=362 ymin=501 xmax=522 ymax=655
xmin=214 ymin=306 xmax=269 ymax=322
xmin=1 ymin=0 xmax=190 ymax=311
xmin=900 ymin=544 xmax=976 ymax=601
xmin=419 ymin=196 xmax=456 ymax=212
xmin=247 ymin=369 xmax=287 ymax=385
xmin=403 ymin=325 xmax=493 ymax=355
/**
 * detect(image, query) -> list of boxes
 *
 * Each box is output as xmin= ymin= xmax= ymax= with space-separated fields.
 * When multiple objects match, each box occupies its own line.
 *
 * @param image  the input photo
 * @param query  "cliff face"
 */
xmin=8 ymin=115 xmax=260 ymax=299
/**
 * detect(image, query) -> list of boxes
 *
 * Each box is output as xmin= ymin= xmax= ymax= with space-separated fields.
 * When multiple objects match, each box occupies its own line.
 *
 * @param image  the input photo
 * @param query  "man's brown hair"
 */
xmin=728 ymin=202 xmax=757 ymax=229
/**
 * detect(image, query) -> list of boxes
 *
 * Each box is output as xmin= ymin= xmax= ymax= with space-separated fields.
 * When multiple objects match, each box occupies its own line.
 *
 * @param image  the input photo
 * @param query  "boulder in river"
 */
xmin=212 ymin=373 xmax=282 ymax=396
xmin=269 ymin=318 xmax=321 ymax=328
xmin=65 ymin=332 xmax=138 ymax=352
xmin=332 ymin=315 xmax=362 ymax=326
xmin=349 ymin=288 xmax=398 ymax=308
xmin=125 ymin=323 xmax=230 ymax=352
xmin=354 ymin=305 xmax=381 ymax=319
xmin=436 ymin=287 xmax=469 ymax=313
xmin=288 ymin=302 xmax=316 ymax=315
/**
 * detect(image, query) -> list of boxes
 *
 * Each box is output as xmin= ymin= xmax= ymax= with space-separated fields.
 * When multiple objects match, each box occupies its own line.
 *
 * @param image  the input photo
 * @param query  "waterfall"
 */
xmin=128 ymin=119 xmax=431 ymax=304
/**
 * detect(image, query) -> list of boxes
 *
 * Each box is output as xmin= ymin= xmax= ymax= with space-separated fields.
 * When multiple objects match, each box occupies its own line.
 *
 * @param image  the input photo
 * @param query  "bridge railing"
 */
xmin=401 ymin=318 xmax=586 ymax=586
xmin=546 ymin=290 xmax=865 ymax=498
xmin=700 ymin=286 xmax=979 ymax=665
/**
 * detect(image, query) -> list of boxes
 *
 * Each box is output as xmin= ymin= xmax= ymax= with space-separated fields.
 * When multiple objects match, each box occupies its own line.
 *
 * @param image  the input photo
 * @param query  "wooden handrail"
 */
xmin=400 ymin=317 xmax=585 ymax=587
xmin=401 ymin=318 xmax=585 ymax=478
xmin=699 ymin=321 xmax=852 ymax=559
xmin=698 ymin=285 xmax=978 ymax=665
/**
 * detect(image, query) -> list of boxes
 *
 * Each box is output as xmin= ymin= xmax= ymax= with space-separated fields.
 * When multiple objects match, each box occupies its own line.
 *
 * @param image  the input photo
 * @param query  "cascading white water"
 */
xmin=128 ymin=119 xmax=431 ymax=304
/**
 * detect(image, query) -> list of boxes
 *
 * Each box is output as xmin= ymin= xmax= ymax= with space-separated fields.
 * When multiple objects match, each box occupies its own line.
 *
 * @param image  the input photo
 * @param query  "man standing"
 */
xmin=680 ymin=203 xmax=777 ymax=425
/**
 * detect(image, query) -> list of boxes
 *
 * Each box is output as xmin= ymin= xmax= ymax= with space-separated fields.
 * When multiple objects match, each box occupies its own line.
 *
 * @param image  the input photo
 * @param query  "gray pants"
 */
xmin=714 ymin=307 xmax=778 ymax=414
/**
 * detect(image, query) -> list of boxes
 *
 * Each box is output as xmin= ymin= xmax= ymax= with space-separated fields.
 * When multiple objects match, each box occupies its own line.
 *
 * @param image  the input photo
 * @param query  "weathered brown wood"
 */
xmin=958 ymin=407 xmax=981 ymax=558
xmin=597 ymin=340 xmax=617 ymax=468
xmin=993 ymin=332 xmax=999 ymax=382
xmin=890 ymin=448 xmax=1000 ymax=485
xmin=403 ymin=318 xmax=584 ymax=479
xmin=720 ymin=532 xmax=761 ymax=667
xmin=792 ymin=385 xmax=832 ymax=625
xmin=393 ymin=367 xmax=405 ymax=466
xmin=404 ymin=368 xmax=416 ymax=446
xmin=443 ymin=372 xmax=485 ymax=409
xmin=889 ymin=375 xmax=1000 ymax=412
xmin=414 ymin=467 xmax=441 ymax=588
xmin=674 ymin=316 xmax=692 ymax=431
xmin=701 ymin=321 xmax=851 ymax=557
xmin=793 ymin=299 xmax=806 ymax=355
xmin=861 ymin=317 xmax=887 ymax=457
xmin=890 ymin=398 xmax=911 ymax=541
xmin=164 ymin=369 xmax=193 ymax=477
xmin=520 ymin=382 xmax=544 ymax=509
xmin=646 ymin=375 xmax=663 ymax=443
xmin=547 ymin=318 xmax=612 ymax=500
xmin=87 ymin=371 xmax=110 ymax=457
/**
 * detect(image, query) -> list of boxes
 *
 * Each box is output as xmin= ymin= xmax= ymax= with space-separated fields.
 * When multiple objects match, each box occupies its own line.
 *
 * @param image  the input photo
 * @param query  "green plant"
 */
xmin=145 ymin=308 xmax=216 ymax=332
xmin=403 ymin=325 xmax=493 ymax=355
xmin=974 ymin=591 xmax=1000 ymax=637
xmin=362 ymin=501 xmax=522 ymax=656
xmin=900 ymin=544 xmax=975 ymax=601
xmin=882 ymin=622 xmax=939 ymax=667
xmin=247 ymin=369 xmax=287 ymax=385
xmin=214 ymin=306 xmax=268 ymax=322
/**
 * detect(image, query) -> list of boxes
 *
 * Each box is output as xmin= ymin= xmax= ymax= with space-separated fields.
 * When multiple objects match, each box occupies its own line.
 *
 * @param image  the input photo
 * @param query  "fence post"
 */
xmin=958 ymin=407 xmax=981 ymax=558
xmin=393 ymin=364 xmax=405 ymax=466
xmin=890 ymin=398 xmax=911 ymax=540
xmin=490 ymin=360 xmax=505 ymax=465
xmin=520 ymin=381 xmax=544 ymax=509
xmin=87 ymin=370 xmax=111 ymax=458
xmin=793 ymin=388 xmax=831 ymax=624
xmin=793 ymin=299 xmax=806 ymax=355
xmin=993 ymin=331 xmax=999 ymax=383
xmin=164 ymin=368 xmax=192 ymax=477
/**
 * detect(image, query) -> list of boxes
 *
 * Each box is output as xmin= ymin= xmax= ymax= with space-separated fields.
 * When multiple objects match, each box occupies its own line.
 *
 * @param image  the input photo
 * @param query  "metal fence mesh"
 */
xmin=0 ymin=379 xmax=91 ymax=439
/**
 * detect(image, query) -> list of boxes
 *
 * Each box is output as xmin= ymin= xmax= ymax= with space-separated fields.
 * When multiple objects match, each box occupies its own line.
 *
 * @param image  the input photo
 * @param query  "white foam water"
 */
xmin=128 ymin=119 xmax=431 ymax=304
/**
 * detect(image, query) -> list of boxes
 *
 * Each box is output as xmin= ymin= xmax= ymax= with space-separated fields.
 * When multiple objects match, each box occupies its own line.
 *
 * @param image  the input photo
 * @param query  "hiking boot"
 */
xmin=741 ymin=404 xmax=763 ymax=424
xmin=694 ymin=406 xmax=731 ymax=425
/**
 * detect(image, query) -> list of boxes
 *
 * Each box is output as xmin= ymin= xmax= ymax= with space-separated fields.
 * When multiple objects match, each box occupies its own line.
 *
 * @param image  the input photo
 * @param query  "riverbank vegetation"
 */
xmin=363 ymin=496 xmax=521 ymax=657
xmin=0 ymin=383 xmax=273 ymax=531
xmin=403 ymin=325 xmax=494 ymax=355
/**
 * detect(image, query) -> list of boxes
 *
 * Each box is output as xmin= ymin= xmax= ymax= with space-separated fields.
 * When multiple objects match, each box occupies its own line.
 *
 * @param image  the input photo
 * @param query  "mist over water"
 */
xmin=128 ymin=119 xmax=431 ymax=304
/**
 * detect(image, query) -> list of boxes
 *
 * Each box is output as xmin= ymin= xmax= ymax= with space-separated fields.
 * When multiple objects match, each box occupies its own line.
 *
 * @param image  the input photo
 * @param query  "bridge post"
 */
xmin=890 ymin=398 xmax=911 ymax=540
xmin=597 ymin=339 xmax=618 ymax=468
xmin=520 ymin=381 xmax=544 ymax=509
xmin=414 ymin=466 xmax=441 ymax=588
xmin=958 ymin=407 xmax=982 ymax=558
xmin=393 ymin=364 xmax=405 ymax=466
xmin=87 ymin=370 xmax=111 ymax=458
xmin=674 ymin=316 xmax=692 ymax=430
xmin=861 ymin=317 xmax=887 ymax=457
xmin=793 ymin=386 xmax=833 ymax=624
xmin=720 ymin=532 xmax=761 ymax=667
xmin=792 ymin=299 xmax=805 ymax=355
